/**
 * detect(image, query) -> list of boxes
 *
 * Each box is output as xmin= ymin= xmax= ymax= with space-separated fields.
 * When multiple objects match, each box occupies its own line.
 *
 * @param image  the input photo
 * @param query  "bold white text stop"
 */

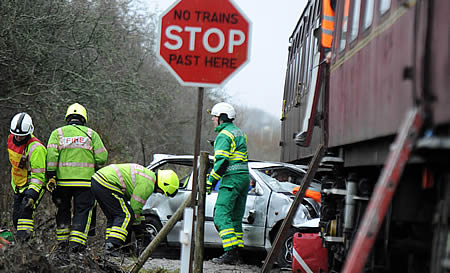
xmin=163 ymin=25 xmax=246 ymax=54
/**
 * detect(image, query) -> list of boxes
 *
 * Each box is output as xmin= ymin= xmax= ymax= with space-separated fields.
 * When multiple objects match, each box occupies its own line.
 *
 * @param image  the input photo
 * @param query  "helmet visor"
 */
xmin=166 ymin=189 xmax=178 ymax=198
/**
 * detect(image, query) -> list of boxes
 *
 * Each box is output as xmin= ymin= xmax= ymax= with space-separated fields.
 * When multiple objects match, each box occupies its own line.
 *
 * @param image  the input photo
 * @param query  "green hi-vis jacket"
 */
xmin=8 ymin=134 xmax=47 ymax=195
xmin=95 ymin=164 xmax=156 ymax=216
xmin=47 ymin=124 xmax=108 ymax=187
xmin=208 ymin=122 xmax=249 ymax=186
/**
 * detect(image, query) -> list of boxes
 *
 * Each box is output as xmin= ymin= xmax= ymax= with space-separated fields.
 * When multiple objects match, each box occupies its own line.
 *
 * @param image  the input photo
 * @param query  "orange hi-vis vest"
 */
xmin=321 ymin=0 xmax=335 ymax=48
xmin=8 ymin=134 xmax=42 ymax=188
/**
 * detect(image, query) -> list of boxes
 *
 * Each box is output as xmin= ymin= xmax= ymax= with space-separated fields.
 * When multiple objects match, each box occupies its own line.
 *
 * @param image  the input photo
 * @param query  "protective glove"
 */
xmin=132 ymin=221 xmax=146 ymax=238
xmin=132 ymin=218 xmax=150 ymax=248
xmin=46 ymin=171 xmax=56 ymax=180
xmin=46 ymin=176 xmax=57 ymax=192
xmin=21 ymin=195 xmax=34 ymax=209
xmin=206 ymin=178 xmax=213 ymax=195
xmin=17 ymin=190 xmax=36 ymax=217
xmin=24 ymin=188 xmax=38 ymax=202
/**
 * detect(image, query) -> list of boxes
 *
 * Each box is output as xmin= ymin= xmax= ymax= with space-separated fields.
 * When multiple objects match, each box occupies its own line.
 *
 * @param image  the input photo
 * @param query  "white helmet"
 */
xmin=210 ymin=102 xmax=235 ymax=120
xmin=10 ymin=113 xmax=34 ymax=136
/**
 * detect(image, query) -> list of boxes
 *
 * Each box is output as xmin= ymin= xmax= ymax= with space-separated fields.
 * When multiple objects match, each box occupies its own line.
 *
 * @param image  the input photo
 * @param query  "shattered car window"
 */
xmin=254 ymin=170 xmax=297 ymax=193
xmin=255 ymin=166 xmax=305 ymax=185
xmin=254 ymin=169 xmax=321 ymax=193
xmin=153 ymin=162 xmax=193 ymax=189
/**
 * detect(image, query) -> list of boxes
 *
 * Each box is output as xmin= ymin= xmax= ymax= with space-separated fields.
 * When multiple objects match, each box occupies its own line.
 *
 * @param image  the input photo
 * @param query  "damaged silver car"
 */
xmin=142 ymin=154 xmax=321 ymax=267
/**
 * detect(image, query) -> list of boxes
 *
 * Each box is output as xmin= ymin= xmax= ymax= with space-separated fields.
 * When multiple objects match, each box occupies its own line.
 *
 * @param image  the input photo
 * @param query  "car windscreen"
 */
xmin=254 ymin=169 xmax=321 ymax=194
xmin=253 ymin=169 xmax=298 ymax=193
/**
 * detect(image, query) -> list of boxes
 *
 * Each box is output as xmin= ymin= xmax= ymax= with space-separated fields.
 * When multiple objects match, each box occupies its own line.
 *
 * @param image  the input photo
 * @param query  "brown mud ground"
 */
xmin=0 ymin=196 xmax=289 ymax=273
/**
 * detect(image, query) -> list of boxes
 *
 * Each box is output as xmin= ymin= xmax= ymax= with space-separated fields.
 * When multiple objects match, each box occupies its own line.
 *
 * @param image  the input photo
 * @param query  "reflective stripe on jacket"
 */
xmin=95 ymin=163 xmax=155 ymax=216
xmin=321 ymin=0 xmax=335 ymax=48
xmin=47 ymin=124 xmax=108 ymax=187
xmin=208 ymin=122 xmax=249 ymax=186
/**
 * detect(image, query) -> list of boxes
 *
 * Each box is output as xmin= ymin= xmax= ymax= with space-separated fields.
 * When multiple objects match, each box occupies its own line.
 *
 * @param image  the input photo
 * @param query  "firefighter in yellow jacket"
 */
xmin=8 ymin=113 xmax=47 ymax=242
xmin=91 ymin=164 xmax=179 ymax=256
xmin=46 ymin=103 xmax=108 ymax=253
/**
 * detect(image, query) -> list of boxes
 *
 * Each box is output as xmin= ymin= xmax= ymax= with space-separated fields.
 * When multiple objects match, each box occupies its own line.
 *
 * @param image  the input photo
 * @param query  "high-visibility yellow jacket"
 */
xmin=8 ymin=134 xmax=47 ymax=195
xmin=47 ymin=124 xmax=108 ymax=187
xmin=94 ymin=164 xmax=156 ymax=216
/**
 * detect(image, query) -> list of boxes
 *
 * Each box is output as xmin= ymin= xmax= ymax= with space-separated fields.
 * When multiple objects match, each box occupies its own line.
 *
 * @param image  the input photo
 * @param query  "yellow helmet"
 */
xmin=157 ymin=170 xmax=179 ymax=197
xmin=65 ymin=103 xmax=88 ymax=123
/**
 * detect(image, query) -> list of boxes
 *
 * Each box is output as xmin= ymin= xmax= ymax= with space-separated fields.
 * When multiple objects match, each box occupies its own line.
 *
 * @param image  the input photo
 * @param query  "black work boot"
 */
xmin=56 ymin=241 xmax=68 ymax=251
xmin=236 ymin=247 xmax=244 ymax=264
xmin=52 ymin=241 xmax=70 ymax=260
xmin=105 ymin=242 xmax=121 ymax=257
xmin=15 ymin=231 xmax=32 ymax=244
xmin=68 ymin=242 xmax=86 ymax=254
xmin=211 ymin=248 xmax=240 ymax=265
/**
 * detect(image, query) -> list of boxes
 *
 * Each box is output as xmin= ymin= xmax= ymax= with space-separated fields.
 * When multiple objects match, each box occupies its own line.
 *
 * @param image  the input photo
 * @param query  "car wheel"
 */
xmin=276 ymin=227 xmax=300 ymax=268
xmin=143 ymin=215 xmax=163 ymax=245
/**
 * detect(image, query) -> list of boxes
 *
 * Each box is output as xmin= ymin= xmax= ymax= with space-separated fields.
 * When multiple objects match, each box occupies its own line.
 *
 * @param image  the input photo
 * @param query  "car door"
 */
xmin=203 ymin=171 xmax=270 ymax=249
xmin=145 ymin=158 xmax=194 ymax=244
xmin=241 ymin=170 xmax=270 ymax=248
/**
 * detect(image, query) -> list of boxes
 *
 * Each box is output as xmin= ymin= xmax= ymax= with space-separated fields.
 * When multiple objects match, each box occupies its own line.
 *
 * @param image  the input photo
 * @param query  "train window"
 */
xmin=380 ymin=0 xmax=391 ymax=15
xmin=296 ymin=47 xmax=303 ymax=102
xmin=363 ymin=0 xmax=375 ymax=30
xmin=316 ymin=0 xmax=321 ymax=17
xmin=306 ymin=34 xmax=315 ymax=94
xmin=350 ymin=0 xmax=361 ymax=41
xmin=339 ymin=0 xmax=351 ymax=51
xmin=300 ymin=27 xmax=304 ymax=45
xmin=308 ymin=5 xmax=315 ymax=30
xmin=302 ymin=35 xmax=311 ymax=91
xmin=289 ymin=61 xmax=295 ymax=106
xmin=308 ymin=18 xmax=320 ymax=84
xmin=294 ymin=51 xmax=301 ymax=104
xmin=304 ymin=15 xmax=309 ymax=36
xmin=295 ymin=31 xmax=301 ymax=51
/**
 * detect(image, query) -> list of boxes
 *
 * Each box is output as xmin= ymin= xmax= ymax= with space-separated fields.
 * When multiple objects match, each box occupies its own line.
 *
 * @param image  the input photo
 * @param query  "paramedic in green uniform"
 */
xmin=206 ymin=102 xmax=250 ymax=265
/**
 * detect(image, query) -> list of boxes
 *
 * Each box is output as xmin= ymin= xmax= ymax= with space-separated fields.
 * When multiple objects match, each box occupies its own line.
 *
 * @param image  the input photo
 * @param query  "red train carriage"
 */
xmin=281 ymin=0 xmax=449 ymax=272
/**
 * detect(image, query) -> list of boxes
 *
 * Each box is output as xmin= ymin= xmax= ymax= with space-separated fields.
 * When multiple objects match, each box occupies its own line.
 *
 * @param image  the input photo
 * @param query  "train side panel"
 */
xmin=280 ymin=0 xmax=324 ymax=163
xmin=280 ymin=1 xmax=449 ymax=272
xmin=429 ymin=0 xmax=449 ymax=125
xmin=328 ymin=3 xmax=416 ymax=148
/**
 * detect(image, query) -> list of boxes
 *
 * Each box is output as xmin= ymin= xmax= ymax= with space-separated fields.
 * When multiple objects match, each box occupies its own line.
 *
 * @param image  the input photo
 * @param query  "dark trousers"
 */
xmin=91 ymin=178 xmax=135 ymax=247
xmin=13 ymin=188 xmax=44 ymax=241
xmin=52 ymin=186 xmax=95 ymax=247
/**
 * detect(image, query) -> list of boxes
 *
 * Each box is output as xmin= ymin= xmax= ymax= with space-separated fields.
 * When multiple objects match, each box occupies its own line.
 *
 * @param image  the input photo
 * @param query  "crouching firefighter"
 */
xmin=8 ymin=113 xmax=47 ymax=242
xmin=206 ymin=102 xmax=250 ymax=265
xmin=91 ymin=163 xmax=179 ymax=256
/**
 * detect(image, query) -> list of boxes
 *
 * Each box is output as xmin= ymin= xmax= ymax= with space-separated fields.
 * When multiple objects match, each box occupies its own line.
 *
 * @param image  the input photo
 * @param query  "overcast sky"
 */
xmin=144 ymin=0 xmax=308 ymax=118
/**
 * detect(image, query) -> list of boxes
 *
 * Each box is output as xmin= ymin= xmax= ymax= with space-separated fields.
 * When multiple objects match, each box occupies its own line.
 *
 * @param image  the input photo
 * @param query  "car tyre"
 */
xmin=276 ymin=227 xmax=300 ymax=268
xmin=143 ymin=215 xmax=163 ymax=245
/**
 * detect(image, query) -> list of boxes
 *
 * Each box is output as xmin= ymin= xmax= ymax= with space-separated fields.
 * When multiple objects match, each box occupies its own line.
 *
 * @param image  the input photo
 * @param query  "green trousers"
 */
xmin=214 ymin=172 xmax=250 ymax=251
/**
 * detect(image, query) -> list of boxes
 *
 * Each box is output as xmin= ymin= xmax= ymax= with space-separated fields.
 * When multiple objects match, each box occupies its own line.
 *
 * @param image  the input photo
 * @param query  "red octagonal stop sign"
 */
xmin=158 ymin=0 xmax=251 ymax=87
